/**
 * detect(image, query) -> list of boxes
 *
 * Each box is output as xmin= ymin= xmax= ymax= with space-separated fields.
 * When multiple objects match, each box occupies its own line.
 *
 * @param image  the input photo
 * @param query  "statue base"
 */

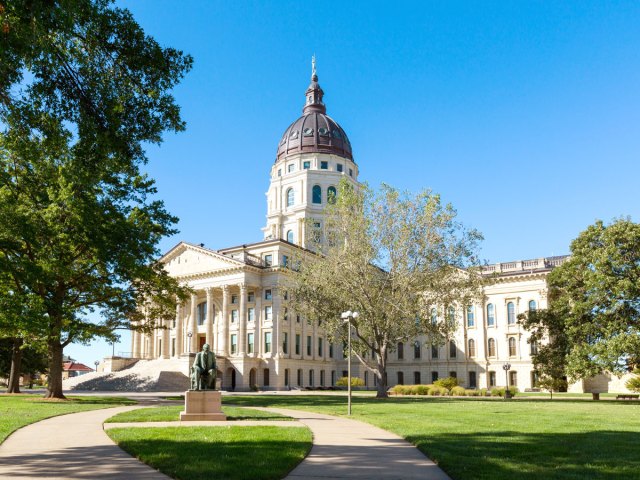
xmin=180 ymin=390 xmax=227 ymax=421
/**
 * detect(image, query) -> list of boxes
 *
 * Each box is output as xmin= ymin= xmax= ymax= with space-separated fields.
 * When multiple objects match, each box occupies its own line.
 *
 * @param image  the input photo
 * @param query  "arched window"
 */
xmin=397 ymin=342 xmax=404 ymax=360
xmin=529 ymin=300 xmax=537 ymax=311
xmin=530 ymin=339 xmax=538 ymax=355
xmin=431 ymin=308 xmax=438 ymax=324
xmin=286 ymin=188 xmax=294 ymax=207
xmin=449 ymin=340 xmax=457 ymax=358
xmin=508 ymin=337 xmax=517 ymax=356
xmin=327 ymin=186 xmax=337 ymax=204
xmin=447 ymin=306 xmax=455 ymax=326
xmin=507 ymin=302 xmax=515 ymax=324
xmin=466 ymin=306 xmax=475 ymax=327
xmin=468 ymin=339 xmax=476 ymax=357
xmin=312 ymin=185 xmax=322 ymax=204
xmin=487 ymin=303 xmax=495 ymax=326
xmin=197 ymin=302 xmax=207 ymax=326
xmin=487 ymin=338 xmax=496 ymax=357
xmin=287 ymin=230 xmax=294 ymax=243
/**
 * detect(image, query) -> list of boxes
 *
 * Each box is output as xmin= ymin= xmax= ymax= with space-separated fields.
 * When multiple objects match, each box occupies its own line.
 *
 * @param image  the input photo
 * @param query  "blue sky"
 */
xmin=66 ymin=1 xmax=640 ymax=366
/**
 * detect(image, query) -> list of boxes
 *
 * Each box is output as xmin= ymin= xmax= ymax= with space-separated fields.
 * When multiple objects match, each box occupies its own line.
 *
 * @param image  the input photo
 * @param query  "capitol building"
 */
xmin=130 ymin=67 xmax=617 ymax=393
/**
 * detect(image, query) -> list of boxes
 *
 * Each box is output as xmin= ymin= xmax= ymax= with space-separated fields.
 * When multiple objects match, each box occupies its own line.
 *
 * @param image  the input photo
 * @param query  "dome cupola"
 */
xmin=276 ymin=57 xmax=353 ymax=162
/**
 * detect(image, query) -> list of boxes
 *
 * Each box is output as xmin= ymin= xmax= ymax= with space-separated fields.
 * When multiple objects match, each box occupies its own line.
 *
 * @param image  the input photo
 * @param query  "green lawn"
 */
xmin=107 ymin=426 xmax=312 ymax=480
xmin=225 ymin=394 xmax=640 ymax=480
xmin=105 ymin=405 xmax=293 ymax=422
xmin=0 ymin=394 xmax=136 ymax=443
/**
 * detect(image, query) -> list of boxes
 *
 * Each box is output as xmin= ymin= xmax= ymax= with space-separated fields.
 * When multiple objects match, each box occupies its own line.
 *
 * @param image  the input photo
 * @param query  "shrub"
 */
xmin=625 ymin=368 xmax=640 ymax=393
xmin=451 ymin=386 xmax=466 ymax=396
xmin=434 ymin=377 xmax=459 ymax=391
xmin=490 ymin=387 xmax=503 ymax=397
xmin=465 ymin=389 xmax=480 ymax=396
xmin=428 ymin=385 xmax=449 ymax=396
xmin=478 ymin=388 xmax=488 ymax=396
xmin=415 ymin=385 xmax=429 ymax=395
xmin=336 ymin=376 xmax=365 ymax=387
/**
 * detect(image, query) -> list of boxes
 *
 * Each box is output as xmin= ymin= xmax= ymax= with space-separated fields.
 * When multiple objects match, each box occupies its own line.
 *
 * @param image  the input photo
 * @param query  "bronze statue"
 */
xmin=191 ymin=343 xmax=217 ymax=390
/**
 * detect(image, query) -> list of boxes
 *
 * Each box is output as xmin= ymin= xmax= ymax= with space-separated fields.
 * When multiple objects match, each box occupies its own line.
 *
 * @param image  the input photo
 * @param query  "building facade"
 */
xmin=131 ymin=68 xmax=571 ymax=392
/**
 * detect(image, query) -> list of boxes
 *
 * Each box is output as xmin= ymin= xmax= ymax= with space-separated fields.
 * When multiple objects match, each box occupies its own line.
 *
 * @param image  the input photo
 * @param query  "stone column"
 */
xmin=161 ymin=319 xmax=170 ymax=359
xmin=132 ymin=327 xmax=140 ymax=358
xmin=239 ymin=284 xmax=247 ymax=355
xmin=175 ymin=303 xmax=183 ymax=356
xmin=206 ymin=288 xmax=214 ymax=350
xmin=221 ymin=285 xmax=229 ymax=356
xmin=190 ymin=293 xmax=198 ymax=353
xmin=312 ymin=318 xmax=317 ymax=360
xmin=272 ymin=287 xmax=281 ymax=357
xmin=255 ymin=287 xmax=262 ymax=356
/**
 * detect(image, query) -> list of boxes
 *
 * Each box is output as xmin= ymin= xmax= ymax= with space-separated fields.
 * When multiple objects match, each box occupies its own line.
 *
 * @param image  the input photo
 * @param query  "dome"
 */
xmin=276 ymin=68 xmax=353 ymax=162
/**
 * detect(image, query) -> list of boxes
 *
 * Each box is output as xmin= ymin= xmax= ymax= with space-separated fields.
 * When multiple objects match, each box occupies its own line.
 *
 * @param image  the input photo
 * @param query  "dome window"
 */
xmin=327 ymin=186 xmax=337 ymax=204
xmin=332 ymin=130 xmax=342 ymax=139
xmin=287 ymin=230 xmax=294 ymax=243
xmin=312 ymin=185 xmax=322 ymax=204
xmin=303 ymin=128 xmax=314 ymax=137
xmin=289 ymin=130 xmax=299 ymax=140
xmin=318 ymin=127 xmax=329 ymax=136
xmin=286 ymin=188 xmax=295 ymax=207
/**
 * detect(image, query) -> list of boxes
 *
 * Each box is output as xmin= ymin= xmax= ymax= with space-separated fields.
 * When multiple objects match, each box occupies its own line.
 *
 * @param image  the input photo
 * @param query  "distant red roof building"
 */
xmin=62 ymin=362 xmax=94 ymax=378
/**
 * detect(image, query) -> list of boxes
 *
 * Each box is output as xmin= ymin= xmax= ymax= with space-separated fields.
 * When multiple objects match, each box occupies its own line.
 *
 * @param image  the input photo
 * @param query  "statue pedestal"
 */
xmin=180 ymin=390 xmax=226 ymax=421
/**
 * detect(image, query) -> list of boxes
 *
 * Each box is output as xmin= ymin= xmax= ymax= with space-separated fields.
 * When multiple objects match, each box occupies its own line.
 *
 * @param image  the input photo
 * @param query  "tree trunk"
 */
xmin=45 ymin=340 xmax=65 ymax=399
xmin=375 ymin=360 xmax=388 ymax=398
xmin=7 ymin=337 xmax=23 ymax=394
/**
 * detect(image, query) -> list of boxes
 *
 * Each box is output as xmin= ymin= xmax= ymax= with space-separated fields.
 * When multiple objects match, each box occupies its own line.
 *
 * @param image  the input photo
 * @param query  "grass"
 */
xmin=0 ymin=394 xmax=136 ymax=444
xmin=107 ymin=426 xmax=312 ymax=480
xmin=224 ymin=394 xmax=640 ymax=480
xmin=105 ymin=405 xmax=293 ymax=423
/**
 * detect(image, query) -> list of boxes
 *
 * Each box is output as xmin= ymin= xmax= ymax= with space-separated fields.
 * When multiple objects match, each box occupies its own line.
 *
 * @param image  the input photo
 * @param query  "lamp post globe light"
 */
xmin=94 ymin=360 xmax=99 ymax=372
xmin=341 ymin=310 xmax=359 ymax=416
xmin=187 ymin=331 xmax=193 ymax=354
xmin=503 ymin=363 xmax=512 ymax=399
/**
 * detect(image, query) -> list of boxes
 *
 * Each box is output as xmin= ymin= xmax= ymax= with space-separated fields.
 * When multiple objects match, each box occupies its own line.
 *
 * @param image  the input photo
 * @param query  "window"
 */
xmin=247 ymin=333 xmax=254 ymax=354
xmin=449 ymin=371 xmax=457 ymax=379
xmin=283 ymin=332 xmax=288 ymax=354
xmin=264 ymin=332 xmax=272 ymax=353
xmin=281 ymin=254 xmax=289 ymax=267
xmin=286 ymin=188 xmax=294 ymax=207
xmin=277 ymin=169 xmax=281 ymax=177
xmin=248 ymin=291 xmax=255 ymax=302
xmin=231 ymin=309 xmax=238 ymax=323
xmin=318 ymin=337 xmax=323 ymax=357
xmin=327 ymin=186 xmax=337 ymax=204
xmin=248 ymin=307 xmax=255 ymax=323
xmin=309 ymin=369 xmax=314 ymax=386
xmin=297 ymin=369 xmax=302 ymax=386
xmin=508 ymin=337 xmax=517 ymax=356
xmin=337 ymin=163 xmax=343 ymax=172
xmin=449 ymin=340 xmax=457 ymax=358
xmin=320 ymin=370 xmax=325 ymax=386
xmin=303 ymin=161 xmax=310 ymax=169
xmin=231 ymin=294 xmax=238 ymax=304
xmin=509 ymin=371 xmax=517 ymax=387
xmin=529 ymin=300 xmax=537 ymax=311
xmin=447 ymin=306 xmax=456 ymax=326
xmin=397 ymin=372 xmax=404 ymax=385
xmin=312 ymin=185 xmax=322 ymax=204
xmin=397 ymin=342 xmax=404 ymax=360
xmin=431 ymin=344 xmax=439 ymax=359
xmin=264 ymin=306 xmax=272 ymax=321
xmin=489 ymin=371 xmax=496 ymax=387
xmin=466 ymin=306 xmax=474 ymax=327
xmin=307 ymin=335 xmax=312 ymax=356
xmin=488 ymin=338 xmax=496 ymax=357
xmin=469 ymin=371 xmax=477 ymax=388
xmin=349 ymin=168 xmax=353 ymax=177
xmin=414 ymin=371 xmax=421 ymax=385
xmin=283 ymin=307 xmax=288 ymax=322
xmin=487 ymin=303 xmax=495 ymax=326
xmin=230 ymin=334 xmax=237 ymax=354
xmin=320 ymin=161 xmax=328 ymax=169
xmin=531 ymin=371 xmax=539 ymax=388
xmin=431 ymin=371 xmax=439 ymax=383
xmin=468 ymin=339 xmax=476 ymax=357
xmin=287 ymin=163 xmax=295 ymax=173
xmin=530 ymin=339 xmax=538 ymax=355
xmin=264 ymin=368 xmax=270 ymax=386
xmin=414 ymin=341 xmax=421 ymax=359
xmin=286 ymin=230 xmax=294 ymax=243
xmin=264 ymin=254 xmax=273 ymax=267
xmin=295 ymin=334 xmax=301 ymax=355
xmin=331 ymin=370 xmax=336 ymax=386
xmin=296 ymin=314 xmax=301 ymax=323
xmin=283 ymin=290 xmax=288 ymax=300
xmin=431 ymin=308 xmax=438 ymax=324
xmin=197 ymin=302 xmax=207 ymax=326
xmin=507 ymin=302 xmax=516 ymax=324
xmin=265 ymin=289 xmax=272 ymax=300
xmin=329 ymin=343 xmax=334 ymax=358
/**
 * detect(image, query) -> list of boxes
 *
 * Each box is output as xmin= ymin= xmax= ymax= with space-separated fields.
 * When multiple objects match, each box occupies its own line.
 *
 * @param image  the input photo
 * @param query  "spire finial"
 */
xmin=311 ymin=54 xmax=317 ymax=79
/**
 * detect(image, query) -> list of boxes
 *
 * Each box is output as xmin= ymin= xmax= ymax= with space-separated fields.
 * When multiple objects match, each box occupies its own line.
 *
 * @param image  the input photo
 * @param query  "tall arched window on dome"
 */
xmin=287 ymin=230 xmax=294 ymax=243
xmin=487 ymin=303 xmax=495 ymax=327
xmin=286 ymin=188 xmax=294 ymax=207
xmin=327 ymin=186 xmax=337 ymax=204
xmin=312 ymin=185 xmax=322 ymax=204
xmin=507 ymin=302 xmax=515 ymax=324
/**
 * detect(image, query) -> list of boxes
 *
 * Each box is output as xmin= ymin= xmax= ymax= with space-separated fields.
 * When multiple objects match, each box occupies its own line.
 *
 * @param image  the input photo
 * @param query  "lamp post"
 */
xmin=341 ymin=310 xmax=359 ymax=416
xmin=94 ymin=360 xmax=99 ymax=372
xmin=187 ymin=331 xmax=193 ymax=354
xmin=503 ymin=363 xmax=512 ymax=399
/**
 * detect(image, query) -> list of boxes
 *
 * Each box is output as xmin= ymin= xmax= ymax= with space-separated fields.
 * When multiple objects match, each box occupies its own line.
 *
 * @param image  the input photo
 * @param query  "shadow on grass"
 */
xmin=410 ymin=430 xmax=640 ymax=480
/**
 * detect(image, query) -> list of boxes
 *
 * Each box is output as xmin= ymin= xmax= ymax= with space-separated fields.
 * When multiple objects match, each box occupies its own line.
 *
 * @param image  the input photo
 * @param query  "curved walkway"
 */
xmin=0 ymin=404 xmax=450 ymax=480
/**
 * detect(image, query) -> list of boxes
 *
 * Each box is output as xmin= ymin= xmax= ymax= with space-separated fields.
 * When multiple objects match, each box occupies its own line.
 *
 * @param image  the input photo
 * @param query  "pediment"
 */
xmin=161 ymin=242 xmax=244 ymax=277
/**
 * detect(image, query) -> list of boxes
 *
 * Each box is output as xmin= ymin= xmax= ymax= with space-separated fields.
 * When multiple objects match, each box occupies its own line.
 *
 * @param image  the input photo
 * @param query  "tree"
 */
xmin=289 ymin=180 xmax=483 ymax=398
xmin=521 ymin=218 xmax=640 ymax=384
xmin=0 ymin=337 xmax=47 ymax=391
xmin=624 ymin=368 xmax=640 ymax=393
xmin=0 ymin=0 xmax=192 ymax=398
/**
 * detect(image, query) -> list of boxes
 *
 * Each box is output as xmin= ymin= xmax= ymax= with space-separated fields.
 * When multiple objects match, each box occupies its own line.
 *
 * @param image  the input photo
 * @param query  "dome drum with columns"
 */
xmin=131 ymin=61 xmax=629 ymax=393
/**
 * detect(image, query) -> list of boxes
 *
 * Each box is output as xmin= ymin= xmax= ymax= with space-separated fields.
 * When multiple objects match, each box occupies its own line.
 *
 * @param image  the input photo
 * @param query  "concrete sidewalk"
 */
xmin=0 ymin=403 xmax=451 ymax=480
